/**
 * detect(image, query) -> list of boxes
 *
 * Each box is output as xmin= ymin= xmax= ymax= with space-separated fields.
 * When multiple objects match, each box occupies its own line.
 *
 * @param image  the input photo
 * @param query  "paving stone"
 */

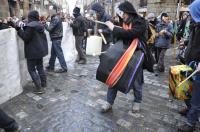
xmin=49 ymin=98 xmax=58 ymax=102
xmin=166 ymin=102 xmax=178 ymax=109
xmin=128 ymin=111 xmax=144 ymax=118
xmin=32 ymin=95 xmax=42 ymax=101
xmin=96 ymin=99 xmax=107 ymax=105
xmin=88 ymin=91 xmax=98 ymax=97
xmin=26 ymin=93 xmax=35 ymax=98
xmin=16 ymin=111 xmax=28 ymax=119
xmin=97 ymin=91 xmax=107 ymax=96
xmin=58 ymin=95 xmax=69 ymax=101
xmin=116 ymin=119 xmax=131 ymax=129
xmin=2 ymin=54 xmax=200 ymax=132
xmin=157 ymin=128 xmax=165 ymax=132
xmin=85 ymin=100 xmax=98 ymax=108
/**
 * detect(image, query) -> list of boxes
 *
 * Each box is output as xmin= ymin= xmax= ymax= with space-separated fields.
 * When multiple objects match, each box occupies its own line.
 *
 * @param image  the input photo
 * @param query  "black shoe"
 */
xmin=179 ymin=108 xmax=189 ymax=117
xmin=46 ymin=66 xmax=54 ymax=72
xmin=7 ymin=125 xmax=21 ymax=132
xmin=178 ymin=124 xmax=195 ymax=132
xmin=75 ymin=57 xmax=80 ymax=62
xmin=155 ymin=73 xmax=159 ymax=76
xmin=55 ymin=69 xmax=68 ymax=73
xmin=11 ymin=126 xmax=21 ymax=132
xmin=33 ymin=87 xmax=45 ymax=94
xmin=78 ymin=59 xmax=86 ymax=64
xmin=41 ymin=82 xmax=47 ymax=88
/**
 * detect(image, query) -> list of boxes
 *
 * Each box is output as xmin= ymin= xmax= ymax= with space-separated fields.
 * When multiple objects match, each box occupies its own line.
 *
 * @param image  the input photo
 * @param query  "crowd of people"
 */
xmin=0 ymin=0 xmax=200 ymax=132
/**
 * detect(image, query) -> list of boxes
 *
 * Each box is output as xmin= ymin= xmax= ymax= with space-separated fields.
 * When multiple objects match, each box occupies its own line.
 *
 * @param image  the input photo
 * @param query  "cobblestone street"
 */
xmin=1 ymin=50 xmax=200 ymax=132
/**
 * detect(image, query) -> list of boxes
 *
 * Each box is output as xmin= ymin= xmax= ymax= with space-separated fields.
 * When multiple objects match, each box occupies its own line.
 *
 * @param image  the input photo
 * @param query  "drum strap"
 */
xmin=106 ymin=23 xmax=138 ymax=87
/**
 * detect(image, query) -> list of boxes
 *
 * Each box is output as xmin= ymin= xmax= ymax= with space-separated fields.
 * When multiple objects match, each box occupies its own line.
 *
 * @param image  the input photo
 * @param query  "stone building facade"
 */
xmin=0 ymin=0 xmax=57 ymax=18
xmin=0 ymin=0 xmax=10 ymax=18
xmin=147 ymin=0 xmax=177 ymax=19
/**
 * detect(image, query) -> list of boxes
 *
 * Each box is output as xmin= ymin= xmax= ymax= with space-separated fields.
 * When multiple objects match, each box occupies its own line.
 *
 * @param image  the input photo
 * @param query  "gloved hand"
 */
xmin=98 ymin=29 xmax=103 ymax=33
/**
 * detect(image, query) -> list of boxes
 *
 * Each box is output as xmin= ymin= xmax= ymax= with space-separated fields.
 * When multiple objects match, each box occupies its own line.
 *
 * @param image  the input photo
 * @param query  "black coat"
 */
xmin=97 ymin=13 xmax=112 ymax=43
xmin=70 ymin=14 xmax=86 ymax=36
xmin=112 ymin=15 xmax=155 ymax=72
xmin=18 ymin=21 xmax=48 ymax=59
xmin=45 ymin=15 xmax=63 ymax=40
xmin=112 ymin=15 xmax=147 ymax=48
xmin=91 ymin=3 xmax=112 ymax=43
xmin=185 ymin=22 xmax=200 ymax=63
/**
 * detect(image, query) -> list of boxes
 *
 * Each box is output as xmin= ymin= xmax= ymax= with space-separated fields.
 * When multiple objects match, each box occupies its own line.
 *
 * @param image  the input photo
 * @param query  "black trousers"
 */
xmin=27 ymin=58 xmax=46 ymax=88
xmin=75 ymin=36 xmax=86 ymax=61
xmin=155 ymin=47 xmax=167 ymax=72
xmin=0 ymin=109 xmax=18 ymax=131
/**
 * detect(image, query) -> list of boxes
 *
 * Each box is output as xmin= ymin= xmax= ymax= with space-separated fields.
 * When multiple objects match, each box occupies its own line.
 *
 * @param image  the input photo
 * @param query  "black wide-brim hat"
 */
xmin=118 ymin=1 xmax=137 ymax=14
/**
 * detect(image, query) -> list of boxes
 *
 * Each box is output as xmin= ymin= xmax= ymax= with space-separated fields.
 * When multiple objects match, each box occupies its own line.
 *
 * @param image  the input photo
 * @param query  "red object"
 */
xmin=106 ymin=24 xmax=138 ymax=87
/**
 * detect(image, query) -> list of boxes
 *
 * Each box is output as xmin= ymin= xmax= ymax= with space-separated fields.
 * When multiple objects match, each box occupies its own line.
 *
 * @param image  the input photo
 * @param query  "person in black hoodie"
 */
xmin=17 ymin=10 xmax=48 ymax=94
xmin=70 ymin=7 xmax=87 ymax=64
xmin=91 ymin=3 xmax=112 ymax=52
xmin=178 ymin=1 xmax=200 ymax=131
xmin=100 ymin=1 xmax=148 ymax=113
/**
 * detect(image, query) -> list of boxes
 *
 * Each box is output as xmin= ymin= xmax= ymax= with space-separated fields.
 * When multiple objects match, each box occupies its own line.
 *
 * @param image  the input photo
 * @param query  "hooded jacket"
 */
xmin=112 ymin=1 xmax=155 ymax=72
xmin=185 ymin=22 xmax=200 ymax=63
xmin=45 ymin=14 xmax=63 ymax=40
xmin=91 ymin=3 xmax=112 ymax=43
xmin=184 ymin=0 xmax=200 ymax=63
xmin=189 ymin=0 xmax=200 ymax=23
xmin=18 ymin=11 xmax=48 ymax=59
xmin=70 ymin=7 xmax=86 ymax=36
xmin=112 ymin=1 xmax=146 ymax=46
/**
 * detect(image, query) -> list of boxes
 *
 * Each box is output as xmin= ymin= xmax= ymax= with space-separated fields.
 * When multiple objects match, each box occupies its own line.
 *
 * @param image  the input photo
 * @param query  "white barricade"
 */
xmin=0 ymin=22 xmax=76 ymax=104
xmin=0 ymin=28 xmax=23 ymax=104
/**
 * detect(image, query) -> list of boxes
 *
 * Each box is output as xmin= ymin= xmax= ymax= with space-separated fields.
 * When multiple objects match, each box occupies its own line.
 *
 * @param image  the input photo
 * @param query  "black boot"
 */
xmin=178 ymin=108 xmax=189 ymax=117
xmin=178 ymin=124 xmax=195 ymax=132
xmin=33 ymin=78 xmax=45 ymax=94
xmin=40 ymin=76 xmax=47 ymax=88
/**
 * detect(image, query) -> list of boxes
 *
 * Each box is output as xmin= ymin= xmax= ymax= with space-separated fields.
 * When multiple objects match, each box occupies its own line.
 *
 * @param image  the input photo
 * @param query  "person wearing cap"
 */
xmin=100 ymin=1 xmax=148 ymax=113
xmin=70 ymin=7 xmax=87 ymax=64
xmin=154 ymin=13 xmax=173 ymax=74
xmin=45 ymin=7 xmax=68 ymax=73
xmin=178 ymin=0 xmax=200 ymax=131
xmin=91 ymin=3 xmax=112 ymax=52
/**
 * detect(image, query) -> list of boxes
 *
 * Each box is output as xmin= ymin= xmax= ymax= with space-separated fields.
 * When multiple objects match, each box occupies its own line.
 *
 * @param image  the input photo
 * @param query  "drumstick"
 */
xmin=92 ymin=20 xmax=122 ymax=28
xmin=99 ymin=33 xmax=107 ymax=44
xmin=176 ymin=70 xmax=199 ymax=88
xmin=92 ymin=51 xmax=107 ymax=56
xmin=94 ymin=20 xmax=120 ymax=27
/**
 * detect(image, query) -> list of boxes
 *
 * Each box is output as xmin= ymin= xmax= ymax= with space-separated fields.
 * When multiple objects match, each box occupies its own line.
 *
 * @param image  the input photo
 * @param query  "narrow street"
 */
xmin=1 ymin=49 xmax=200 ymax=132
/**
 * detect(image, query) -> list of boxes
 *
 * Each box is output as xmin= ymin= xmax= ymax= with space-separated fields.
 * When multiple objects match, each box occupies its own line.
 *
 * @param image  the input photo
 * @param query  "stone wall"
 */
xmin=0 ymin=0 xmax=10 ymax=18
xmin=147 ymin=0 xmax=177 ymax=19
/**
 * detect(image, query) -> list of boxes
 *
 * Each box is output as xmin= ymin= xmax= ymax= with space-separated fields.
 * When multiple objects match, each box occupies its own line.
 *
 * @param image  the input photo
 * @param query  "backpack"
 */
xmin=147 ymin=23 xmax=157 ymax=45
